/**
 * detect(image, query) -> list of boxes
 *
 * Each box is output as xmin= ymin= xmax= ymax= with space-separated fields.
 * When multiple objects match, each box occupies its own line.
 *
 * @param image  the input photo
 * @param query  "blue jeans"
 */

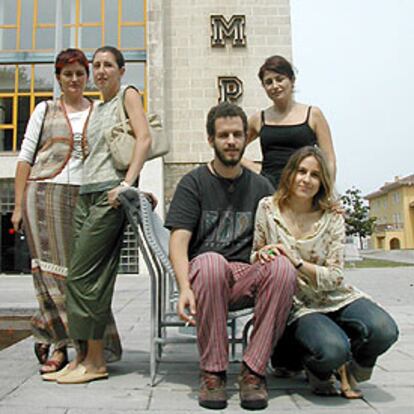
xmin=271 ymin=298 xmax=399 ymax=380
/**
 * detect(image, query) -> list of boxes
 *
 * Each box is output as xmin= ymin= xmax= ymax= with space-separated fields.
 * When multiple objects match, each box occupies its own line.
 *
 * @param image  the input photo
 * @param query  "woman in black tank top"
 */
xmin=243 ymin=55 xmax=336 ymax=189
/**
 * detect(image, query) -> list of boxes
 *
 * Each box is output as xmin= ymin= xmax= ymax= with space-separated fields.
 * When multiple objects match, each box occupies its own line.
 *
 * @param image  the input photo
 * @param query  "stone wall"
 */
xmin=152 ymin=0 xmax=292 ymax=203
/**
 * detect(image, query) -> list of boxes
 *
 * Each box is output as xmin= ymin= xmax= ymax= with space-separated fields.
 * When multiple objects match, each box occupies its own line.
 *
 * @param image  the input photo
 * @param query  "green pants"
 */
xmin=66 ymin=190 xmax=126 ymax=340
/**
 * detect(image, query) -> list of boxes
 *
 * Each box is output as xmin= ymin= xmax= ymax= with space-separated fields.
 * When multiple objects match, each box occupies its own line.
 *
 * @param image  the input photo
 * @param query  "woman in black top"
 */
xmin=244 ymin=55 xmax=336 ymax=188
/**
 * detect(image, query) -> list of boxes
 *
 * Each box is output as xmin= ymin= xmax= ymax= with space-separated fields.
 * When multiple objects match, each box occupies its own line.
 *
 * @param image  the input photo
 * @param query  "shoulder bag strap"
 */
xmin=30 ymin=101 xmax=49 ymax=166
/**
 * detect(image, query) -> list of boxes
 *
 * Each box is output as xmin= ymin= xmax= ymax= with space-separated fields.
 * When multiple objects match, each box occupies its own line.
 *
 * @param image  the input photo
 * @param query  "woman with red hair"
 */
xmin=12 ymin=48 xmax=121 ymax=375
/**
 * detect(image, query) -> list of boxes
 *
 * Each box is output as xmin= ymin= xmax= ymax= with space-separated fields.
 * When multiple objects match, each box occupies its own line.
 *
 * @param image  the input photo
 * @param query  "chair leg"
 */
xmin=157 ymin=342 xmax=163 ymax=360
xmin=150 ymin=339 xmax=157 ymax=386
xmin=230 ymin=319 xmax=237 ymax=361
xmin=149 ymin=268 xmax=159 ymax=386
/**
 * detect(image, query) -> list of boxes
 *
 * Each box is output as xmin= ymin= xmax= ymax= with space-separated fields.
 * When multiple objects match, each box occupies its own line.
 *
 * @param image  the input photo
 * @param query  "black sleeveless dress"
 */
xmin=259 ymin=106 xmax=317 ymax=189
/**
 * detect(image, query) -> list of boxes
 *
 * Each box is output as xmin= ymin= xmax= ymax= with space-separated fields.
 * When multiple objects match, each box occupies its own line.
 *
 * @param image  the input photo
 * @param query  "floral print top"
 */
xmin=252 ymin=196 xmax=367 ymax=324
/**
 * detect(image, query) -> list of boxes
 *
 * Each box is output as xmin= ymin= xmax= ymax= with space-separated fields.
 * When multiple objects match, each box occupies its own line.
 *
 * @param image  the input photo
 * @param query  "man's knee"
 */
xmin=190 ymin=252 xmax=229 ymax=286
xmin=262 ymin=256 xmax=296 ymax=286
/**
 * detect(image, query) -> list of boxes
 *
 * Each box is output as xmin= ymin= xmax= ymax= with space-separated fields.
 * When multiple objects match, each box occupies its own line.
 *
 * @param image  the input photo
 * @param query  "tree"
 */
xmin=341 ymin=187 xmax=376 ymax=249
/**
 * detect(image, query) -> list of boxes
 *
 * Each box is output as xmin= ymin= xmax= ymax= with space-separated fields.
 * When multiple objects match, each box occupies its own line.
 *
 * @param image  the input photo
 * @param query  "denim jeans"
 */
xmin=271 ymin=298 xmax=399 ymax=380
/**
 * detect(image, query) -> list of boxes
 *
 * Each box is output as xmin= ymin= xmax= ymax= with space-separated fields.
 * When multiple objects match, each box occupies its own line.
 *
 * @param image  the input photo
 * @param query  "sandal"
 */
xmin=39 ymin=348 xmax=68 ymax=375
xmin=305 ymin=368 xmax=339 ymax=396
xmin=34 ymin=342 xmax=50 ymax=364
xmin=338 ymin=364 xmax=363 ymax=399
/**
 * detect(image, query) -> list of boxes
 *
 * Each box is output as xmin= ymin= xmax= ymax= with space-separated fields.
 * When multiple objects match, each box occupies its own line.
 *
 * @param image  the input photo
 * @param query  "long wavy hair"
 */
xmin=273 ymin=146 xmax=334 ymax=211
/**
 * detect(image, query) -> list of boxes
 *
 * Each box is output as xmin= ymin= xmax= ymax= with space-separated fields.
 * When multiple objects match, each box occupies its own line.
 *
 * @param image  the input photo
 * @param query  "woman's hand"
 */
xmin=11 ymin=207 xmax=23 ymax=232
xmin=330 ymin=199 xmax=344 ymax=215
xmin=142 ymin=191 xmax=158 ymax=210
xmin=256 ymin=243 xmax=290 ymax=263
xmin=107 ymin=186 xmax=123 ymax=208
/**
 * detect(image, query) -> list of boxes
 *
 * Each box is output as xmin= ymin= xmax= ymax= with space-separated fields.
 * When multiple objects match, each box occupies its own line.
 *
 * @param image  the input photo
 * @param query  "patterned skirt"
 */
xmin=23 ymin=181 xmax=122 ymax=362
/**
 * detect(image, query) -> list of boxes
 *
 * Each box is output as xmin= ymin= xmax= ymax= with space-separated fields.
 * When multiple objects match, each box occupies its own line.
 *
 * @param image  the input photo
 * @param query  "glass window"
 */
xmin=63 ymin=27 xmax=77 ymax=48
xmin=123 ymin=0 xmax=144 ymax=22
xmin=20 ymin=0 xmax=35 ymax=50
xmin=36 ymin=28 xmax=55 ymax=49
xmin=62 ymin=0 xmax=77 ymax=24
xmin=123 ymin=62 xmax=145 ymax=91
xmin=37 ymin=0 xmax=56 ymax=24
xmin=0 ymin=0 xmax=17 ymax=25
xmin=0 ymin=1 xmax=147 ymax=153
xmin=0 ymin=129 xmax=13 ymax=151
xmin=79 ymin=26 xmax=102 ymax=49
xmin=121 ymin=26 xmax=145 ymax=49
xmin=18 ymin=66 xmax=32 ymax=92
xmin=80 ymin=0 xmax=102 ymax=23
xmin=34 ymin=96 xmax=52 ymax=107
xmin=17 ymin=96 xmax=30 ymax=148
xmin=0 ymin=97 xmax=13 ymax=124
xmin=0 ymin=29 xmax=17 ymax=50
xmin=35 ymin=65 xmax=54 ymax=91
xmin=104 ymin=0 xmax=118 ymax=46
xmin=0 ymin=66 xmax=16 ymax=91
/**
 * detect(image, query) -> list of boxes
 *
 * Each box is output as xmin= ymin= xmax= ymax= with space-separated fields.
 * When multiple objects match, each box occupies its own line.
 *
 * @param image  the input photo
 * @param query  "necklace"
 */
xmin=210 ymin=161 xmax=243 ymax=193
xmin=283 ymin=205 xmax=319 ymax=239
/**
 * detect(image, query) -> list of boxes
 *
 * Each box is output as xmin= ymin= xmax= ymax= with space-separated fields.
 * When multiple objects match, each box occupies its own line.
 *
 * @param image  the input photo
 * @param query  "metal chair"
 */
xmin=119 ymin=188 xmax=252 ymax=386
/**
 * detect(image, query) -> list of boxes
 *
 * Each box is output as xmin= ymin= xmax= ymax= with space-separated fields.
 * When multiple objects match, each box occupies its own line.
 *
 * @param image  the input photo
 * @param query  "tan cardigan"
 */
xmin=252 ymin=196 xmax=367 ymax=324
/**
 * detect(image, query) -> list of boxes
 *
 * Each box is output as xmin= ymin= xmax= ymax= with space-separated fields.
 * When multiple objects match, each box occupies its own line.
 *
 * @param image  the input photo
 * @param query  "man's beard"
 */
xmin=213 ymin=144 xmax=246 ymax=167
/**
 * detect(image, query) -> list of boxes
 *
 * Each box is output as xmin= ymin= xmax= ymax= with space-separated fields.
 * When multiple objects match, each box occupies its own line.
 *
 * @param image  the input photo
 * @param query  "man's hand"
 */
xmin=177 ymin=287 xmax=196 ymax=326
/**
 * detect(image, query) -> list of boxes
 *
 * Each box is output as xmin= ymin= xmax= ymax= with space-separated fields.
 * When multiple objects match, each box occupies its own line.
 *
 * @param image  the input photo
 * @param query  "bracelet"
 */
xmin=120 ymin=180 xmax=131 ymax=187
xmin=295 ymin=259 xmax=304 ymax=269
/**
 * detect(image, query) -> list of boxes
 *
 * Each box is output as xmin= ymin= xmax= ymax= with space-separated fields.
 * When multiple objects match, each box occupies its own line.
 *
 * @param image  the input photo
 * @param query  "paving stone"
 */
xmin=1 ymin=383 xmax=150 ymax=410
xmin=362 ymin=386 xmax=414 ymax=410
xmin=1 ymin=268 xmax=413 ymax=413
xmin=0 ymin=407 xmax=66 ymax=414
xmin=290 ymin=389 xmax=371 ymax=410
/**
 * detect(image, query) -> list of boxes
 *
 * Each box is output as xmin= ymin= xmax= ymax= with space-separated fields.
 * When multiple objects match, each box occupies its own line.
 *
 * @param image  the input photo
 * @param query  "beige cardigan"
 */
xmin=252 ymin=196 xmax=367 ymax=324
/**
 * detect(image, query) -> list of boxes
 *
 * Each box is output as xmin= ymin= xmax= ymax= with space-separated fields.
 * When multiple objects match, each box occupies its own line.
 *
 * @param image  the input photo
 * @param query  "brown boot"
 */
xmin=238 ymin=363 xmax=268 ymax=410
xmin=199 ymin=370 xmax=227 ymax=410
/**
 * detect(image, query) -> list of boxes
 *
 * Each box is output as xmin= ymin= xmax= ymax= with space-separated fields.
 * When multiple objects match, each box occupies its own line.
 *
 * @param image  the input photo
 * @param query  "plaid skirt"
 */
xmin=23 ymin=181 xmax=122 ymax=362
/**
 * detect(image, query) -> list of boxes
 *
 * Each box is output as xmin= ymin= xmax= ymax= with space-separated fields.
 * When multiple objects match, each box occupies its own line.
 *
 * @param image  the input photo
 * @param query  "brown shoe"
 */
xmin=238 ymin=363 xmax=268 ymax=410
xmin=199 ymin=370 xmax=227 ymax=410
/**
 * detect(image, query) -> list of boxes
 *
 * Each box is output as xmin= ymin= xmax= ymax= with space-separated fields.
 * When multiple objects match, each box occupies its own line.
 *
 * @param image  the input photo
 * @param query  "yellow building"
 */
xmin=366 ymin=175 xmax=414 ymax=250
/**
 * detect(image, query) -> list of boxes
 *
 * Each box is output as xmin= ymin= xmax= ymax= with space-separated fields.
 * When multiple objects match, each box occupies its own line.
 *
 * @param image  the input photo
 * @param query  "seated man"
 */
xmin=165 ymin=102 xmax=297 ymax=410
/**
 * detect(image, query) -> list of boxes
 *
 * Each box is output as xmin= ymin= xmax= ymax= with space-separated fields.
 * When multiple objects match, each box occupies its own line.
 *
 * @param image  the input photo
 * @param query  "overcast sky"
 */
xmin=290 ymin=0 xmax=413 ymax=195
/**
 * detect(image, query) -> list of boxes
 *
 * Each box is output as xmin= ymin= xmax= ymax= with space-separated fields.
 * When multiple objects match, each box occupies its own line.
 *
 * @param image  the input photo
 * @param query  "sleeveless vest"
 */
xmin=29 ymin=99 xmax=93 ymax=180
xmin=80 ymin=85 xmax=138 ymax=194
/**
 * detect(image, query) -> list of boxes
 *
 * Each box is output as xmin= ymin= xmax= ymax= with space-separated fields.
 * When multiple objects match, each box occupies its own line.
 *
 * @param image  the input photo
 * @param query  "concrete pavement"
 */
xmin=360 ymin=249 xmax=414 ymax=264
xmin=0 ymin=267 xmax=413 ymax=413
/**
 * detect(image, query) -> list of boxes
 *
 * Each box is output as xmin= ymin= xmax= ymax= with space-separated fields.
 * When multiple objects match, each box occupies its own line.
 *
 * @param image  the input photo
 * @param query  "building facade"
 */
xmin=366 ymin=175 xmax=414 ymax=250
xmin=0 ymin=0 xmax=292 ymax=273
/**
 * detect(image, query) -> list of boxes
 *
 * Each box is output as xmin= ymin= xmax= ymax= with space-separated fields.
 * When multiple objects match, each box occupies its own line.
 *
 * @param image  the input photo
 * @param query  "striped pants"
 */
xmin=189 ymin=252 xmax=296 ymax=375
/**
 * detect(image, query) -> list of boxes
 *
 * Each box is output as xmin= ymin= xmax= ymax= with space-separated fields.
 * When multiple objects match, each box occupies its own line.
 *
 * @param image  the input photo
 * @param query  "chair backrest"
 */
xmin=119 ymin=188 xmax=174 ymax=277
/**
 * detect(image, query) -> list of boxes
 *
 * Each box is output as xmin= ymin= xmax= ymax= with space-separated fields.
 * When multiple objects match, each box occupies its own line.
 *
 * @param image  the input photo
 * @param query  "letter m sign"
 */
xmin=210 ymin=15 xmax=246 ymax=47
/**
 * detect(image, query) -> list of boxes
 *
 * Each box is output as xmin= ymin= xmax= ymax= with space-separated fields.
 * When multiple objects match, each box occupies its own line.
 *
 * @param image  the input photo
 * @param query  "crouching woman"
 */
xmin=251 ymin=146 xmax=398 ymax=398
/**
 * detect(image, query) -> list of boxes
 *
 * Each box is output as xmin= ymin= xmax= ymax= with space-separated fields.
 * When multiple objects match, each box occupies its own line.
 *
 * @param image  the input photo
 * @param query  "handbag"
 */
xmin=105 ymin=91 xmax=167 ymax=171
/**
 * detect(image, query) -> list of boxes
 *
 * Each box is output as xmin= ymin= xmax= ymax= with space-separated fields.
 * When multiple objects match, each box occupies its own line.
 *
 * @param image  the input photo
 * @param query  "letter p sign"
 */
xmin=218 ymin=76 xmax=243 ymax=103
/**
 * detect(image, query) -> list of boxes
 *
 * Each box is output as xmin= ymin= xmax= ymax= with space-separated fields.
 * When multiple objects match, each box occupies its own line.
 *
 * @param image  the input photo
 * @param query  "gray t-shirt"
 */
xmin=165 ymin=165 xmax=274 ymax=263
